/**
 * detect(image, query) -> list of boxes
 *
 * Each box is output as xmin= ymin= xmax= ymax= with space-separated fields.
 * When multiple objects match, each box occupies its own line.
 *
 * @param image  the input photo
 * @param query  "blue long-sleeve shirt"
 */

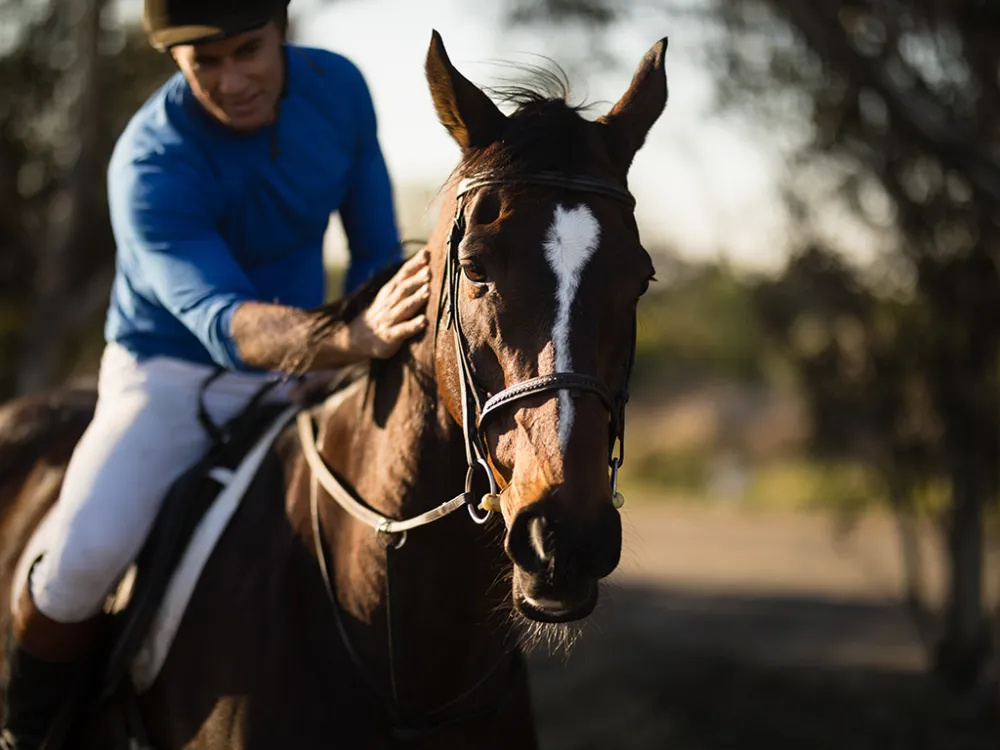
xmin=105 ymin=45 xmax=401 ymax=371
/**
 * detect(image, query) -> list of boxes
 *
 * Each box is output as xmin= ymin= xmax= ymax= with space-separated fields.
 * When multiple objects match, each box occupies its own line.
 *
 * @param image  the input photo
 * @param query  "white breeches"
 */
xmin=29 ymin=343 xmax=290 ymax=623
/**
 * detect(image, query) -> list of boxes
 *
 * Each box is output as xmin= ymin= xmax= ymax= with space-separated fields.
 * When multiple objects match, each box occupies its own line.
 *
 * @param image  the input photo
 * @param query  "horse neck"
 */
xmin=309 ymin=235 xmax=514 ymax=713
xmin=344 ymin=183 xmax=469 ymax=522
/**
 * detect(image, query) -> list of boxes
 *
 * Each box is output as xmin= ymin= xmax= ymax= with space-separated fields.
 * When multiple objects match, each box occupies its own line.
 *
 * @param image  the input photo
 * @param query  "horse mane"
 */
xmin=459 ymin=63 xmax=596 ymax=180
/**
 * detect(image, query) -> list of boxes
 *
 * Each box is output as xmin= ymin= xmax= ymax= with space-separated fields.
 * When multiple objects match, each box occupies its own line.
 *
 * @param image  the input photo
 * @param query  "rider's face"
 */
xmin=171 ymin=22 xmax=285 ymax=133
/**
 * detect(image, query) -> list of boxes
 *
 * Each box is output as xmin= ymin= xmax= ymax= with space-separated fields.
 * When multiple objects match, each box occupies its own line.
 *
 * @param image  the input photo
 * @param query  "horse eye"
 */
xmin=461 ymin=259 xmax=488 ymax=284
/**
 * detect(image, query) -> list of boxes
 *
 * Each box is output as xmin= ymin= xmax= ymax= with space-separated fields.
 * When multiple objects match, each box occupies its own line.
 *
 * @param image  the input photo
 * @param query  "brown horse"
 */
xmin=0 ymin=31 xmax=667 ymax=748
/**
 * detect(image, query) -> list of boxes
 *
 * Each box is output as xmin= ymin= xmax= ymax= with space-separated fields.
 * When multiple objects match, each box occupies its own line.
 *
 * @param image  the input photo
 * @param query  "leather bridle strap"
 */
xmin=479 ymin=373 xmax=618 ymax=433
xmin=297 ymin=412 xmax=472 ymax=540
xmin=457 ymin=171 xmax=637 ymax=208
xmin=449 ymin=171 xmax=637 ymax=478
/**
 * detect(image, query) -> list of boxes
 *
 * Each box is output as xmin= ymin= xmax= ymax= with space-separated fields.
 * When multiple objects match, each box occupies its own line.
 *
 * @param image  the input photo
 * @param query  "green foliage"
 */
xmin=618 ymin=244 xmax=959 ymax=523
xmin=0 ymin=3 xmax=176 ymax=396
xmin=633 ymin=259 xmax=767 ymax=386
xmin=631 ymin=448 xmax=710 ymax=492
xmin=748 ymin=458 xmax=882 ymax=514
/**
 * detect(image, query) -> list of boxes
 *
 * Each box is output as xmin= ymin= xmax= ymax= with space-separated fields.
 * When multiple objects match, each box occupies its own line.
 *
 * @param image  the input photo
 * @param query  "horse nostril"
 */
xmin=528 ymin=514 xmax=554 ymax=563
xmin=505 ymin=507 xmax=549 ymax=574
xmin=507 ymin=501 xmax=622 ymax=579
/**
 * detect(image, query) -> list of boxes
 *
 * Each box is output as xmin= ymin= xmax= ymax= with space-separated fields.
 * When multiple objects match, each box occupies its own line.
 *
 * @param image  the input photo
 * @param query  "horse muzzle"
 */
xmin=504 ymin=497 xmax=622 ymax=622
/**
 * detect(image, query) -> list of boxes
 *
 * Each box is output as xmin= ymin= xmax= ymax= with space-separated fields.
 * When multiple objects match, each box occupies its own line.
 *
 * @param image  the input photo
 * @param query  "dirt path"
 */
xmin=527 ymin=503 xmax=999 ymax=749
xmin=612 ymin=503 xmax=990 ymax=671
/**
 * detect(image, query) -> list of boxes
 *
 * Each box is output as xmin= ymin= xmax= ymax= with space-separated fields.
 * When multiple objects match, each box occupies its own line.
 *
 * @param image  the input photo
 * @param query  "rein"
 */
xmin=298 ymin=411 xmax=475 ymax=546
xmin=297 ymin=170 xmax=638 ymax=738
xmin=307 ymin=470 xmax=524 ymax=740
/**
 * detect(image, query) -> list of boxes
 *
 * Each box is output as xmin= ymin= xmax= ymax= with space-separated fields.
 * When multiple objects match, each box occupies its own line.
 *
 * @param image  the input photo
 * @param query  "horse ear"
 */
xmin=599 ymin=37 xmax=669 ymax=171
xmin=425 ymin=30 xmax=507 ymax=149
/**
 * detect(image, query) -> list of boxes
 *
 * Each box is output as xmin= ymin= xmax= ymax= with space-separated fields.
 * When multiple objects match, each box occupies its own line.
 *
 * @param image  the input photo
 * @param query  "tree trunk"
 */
xmin=15 ymin=0 xmax=109 ymax=395
xmin=936 ymin=462 xmax=988 ymax=684
xmin=886 ymin=474 xmax=935 ymax=653
xmin=933 ymin=354 xmax=999 ymax=689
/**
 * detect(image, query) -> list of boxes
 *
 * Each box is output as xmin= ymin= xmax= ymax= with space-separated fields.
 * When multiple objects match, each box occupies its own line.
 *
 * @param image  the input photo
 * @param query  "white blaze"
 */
xmin=543 ymin=204 xmax=601 ymax=451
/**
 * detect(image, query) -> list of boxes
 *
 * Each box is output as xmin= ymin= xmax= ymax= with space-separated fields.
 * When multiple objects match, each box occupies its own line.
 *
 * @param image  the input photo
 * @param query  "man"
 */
xmin=1 ymin=1 xmax=429 ymax=747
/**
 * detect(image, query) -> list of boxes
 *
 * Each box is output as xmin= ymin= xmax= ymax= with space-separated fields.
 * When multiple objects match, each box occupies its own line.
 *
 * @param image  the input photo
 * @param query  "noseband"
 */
xmin=442 ymin=171 xmax=638 ymax=520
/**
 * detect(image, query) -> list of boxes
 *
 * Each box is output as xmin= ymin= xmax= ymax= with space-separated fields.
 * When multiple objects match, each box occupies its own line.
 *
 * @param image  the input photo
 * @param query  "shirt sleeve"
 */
xmin=109 ymin=156 xmax=256 ymax=371
xmin=338 ymin=67 xmax=403 ymax=294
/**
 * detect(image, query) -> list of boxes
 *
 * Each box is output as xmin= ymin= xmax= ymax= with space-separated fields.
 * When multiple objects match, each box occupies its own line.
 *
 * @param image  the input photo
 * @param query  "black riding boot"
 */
xmin=1 ymin=642 xmax=88 ymax=750
xmin=1 ymin=581 xmax=103 ymax=750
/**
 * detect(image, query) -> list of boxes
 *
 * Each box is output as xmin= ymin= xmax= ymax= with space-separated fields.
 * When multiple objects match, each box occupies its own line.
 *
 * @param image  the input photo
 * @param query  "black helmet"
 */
xmin=144 ymin=0 xmax=290 ymax=51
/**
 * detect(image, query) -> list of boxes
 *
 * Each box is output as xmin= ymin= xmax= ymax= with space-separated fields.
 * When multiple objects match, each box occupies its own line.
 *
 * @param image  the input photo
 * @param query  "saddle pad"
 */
xmin=128 ymin=403 xmax=299 ymax=692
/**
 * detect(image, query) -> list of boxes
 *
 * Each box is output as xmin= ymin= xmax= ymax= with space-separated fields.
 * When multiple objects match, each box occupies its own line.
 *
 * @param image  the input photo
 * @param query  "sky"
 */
xmin=116 ymin=0 xmax=804 ymax=271
xmin=294 ymin=0 xmax=795 ymax=270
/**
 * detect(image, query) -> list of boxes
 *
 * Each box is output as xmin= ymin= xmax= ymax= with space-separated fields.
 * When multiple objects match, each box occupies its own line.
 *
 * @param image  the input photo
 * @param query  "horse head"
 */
xmin=425 ymin=32 xmax=667 ymax=624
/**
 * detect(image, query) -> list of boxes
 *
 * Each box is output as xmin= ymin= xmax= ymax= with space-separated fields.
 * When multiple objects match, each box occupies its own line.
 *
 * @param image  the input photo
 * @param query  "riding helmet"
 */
xmin=144 ymin=0 xmax=291 ymax=51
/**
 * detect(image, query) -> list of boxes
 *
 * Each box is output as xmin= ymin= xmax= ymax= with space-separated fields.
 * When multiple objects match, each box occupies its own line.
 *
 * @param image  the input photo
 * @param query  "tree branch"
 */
xmin=769 ymin=0 xmax=1000 ymax=211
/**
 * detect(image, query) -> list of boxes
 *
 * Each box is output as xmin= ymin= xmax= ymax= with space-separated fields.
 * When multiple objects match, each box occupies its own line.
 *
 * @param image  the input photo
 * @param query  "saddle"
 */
xmin=27 ymin=372 xmax=320 ymax=749
xmin=95 ymin=382 xmax=295 ymax=747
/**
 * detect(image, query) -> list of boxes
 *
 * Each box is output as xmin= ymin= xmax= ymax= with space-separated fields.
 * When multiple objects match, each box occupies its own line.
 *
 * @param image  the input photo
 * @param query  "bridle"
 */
xmin=441 ymin=171 xmax=637 ymax=522
xmin=298 ymin=169 xmax=638 ymax=544
xmin=294 ymin=170 xmax=640 ymax=738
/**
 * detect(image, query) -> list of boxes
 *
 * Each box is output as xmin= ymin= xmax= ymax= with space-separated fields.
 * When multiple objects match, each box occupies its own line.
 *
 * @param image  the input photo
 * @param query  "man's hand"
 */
xmin=344 ymin=249 xmax=431 ymax=360
xmin=231 ymin=250 xmax=432 ymax=373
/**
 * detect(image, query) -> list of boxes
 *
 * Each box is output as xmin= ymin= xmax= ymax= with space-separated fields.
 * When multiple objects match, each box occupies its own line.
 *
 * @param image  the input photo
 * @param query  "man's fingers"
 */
xmin=385 ymin=266 xmax=430 ymax=309
xmin=378 ymin=253 xmax=429 ymax=309
xmin=385 ymin=315 xmax=429 ymax=344
xmin=403 ymin=247 xmax=430 ymax=269
xmin=394 ymin=248 xmax=431 ymax=284
xmin=388 ymin=283 xmax=431 ymax=323
xmin=355 ymin=252 xmax=432 ymax=359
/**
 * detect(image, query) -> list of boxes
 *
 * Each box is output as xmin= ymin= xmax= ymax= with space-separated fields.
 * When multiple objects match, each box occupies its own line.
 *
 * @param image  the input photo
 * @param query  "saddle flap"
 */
xmin=99 ymin=402 xmax=296 ymax=701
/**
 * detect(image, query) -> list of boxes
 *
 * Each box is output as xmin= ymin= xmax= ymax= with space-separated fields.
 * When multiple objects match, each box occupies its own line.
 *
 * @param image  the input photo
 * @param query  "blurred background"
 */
xmin=2 ymin=0 xmax=999 ymax=746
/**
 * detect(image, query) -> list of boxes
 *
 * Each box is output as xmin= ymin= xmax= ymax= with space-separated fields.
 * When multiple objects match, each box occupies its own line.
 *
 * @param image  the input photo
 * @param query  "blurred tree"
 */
xmin=0 ymin=0 xmax=175 ymax=398
xmin=635 ymin=258 xmax=767 ymax=387
xmin=506 ymin=0 xmax=1000 ymax=687
xmin=715 ymin=0 xmax=1000 ymax=691
xmin=754 ymin=244 xmax=942 ymax=649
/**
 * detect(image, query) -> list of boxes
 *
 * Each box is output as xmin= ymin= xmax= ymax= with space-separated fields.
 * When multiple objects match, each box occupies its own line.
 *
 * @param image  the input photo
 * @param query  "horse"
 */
xmin=0 ymin=30 xmax=667 ymax=748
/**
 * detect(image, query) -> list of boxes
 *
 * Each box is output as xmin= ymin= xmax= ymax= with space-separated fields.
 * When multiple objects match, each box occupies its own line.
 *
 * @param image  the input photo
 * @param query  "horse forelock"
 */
xmin=454 ymin=63 xmax=610 ymax=184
